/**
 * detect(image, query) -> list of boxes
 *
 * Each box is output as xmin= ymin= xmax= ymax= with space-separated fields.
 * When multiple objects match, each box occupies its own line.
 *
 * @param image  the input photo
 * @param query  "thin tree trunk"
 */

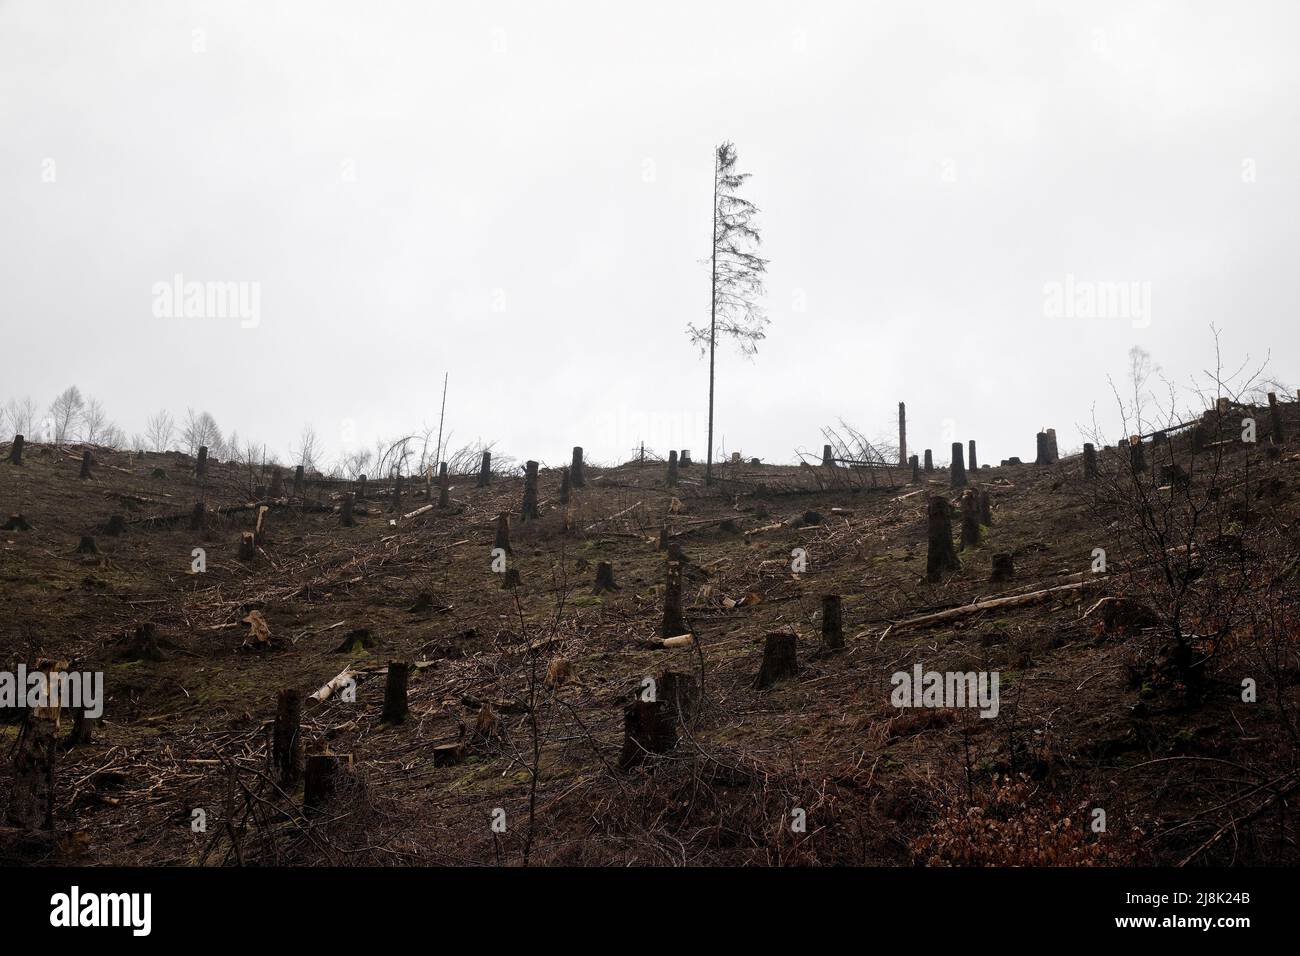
xmin=706 ymin=147 xmax=719 ymax=487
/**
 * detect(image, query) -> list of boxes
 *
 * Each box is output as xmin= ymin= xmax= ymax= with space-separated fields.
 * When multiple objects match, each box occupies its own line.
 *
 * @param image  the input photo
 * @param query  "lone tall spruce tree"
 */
xmin=689 ymin=142 xmax=768 ymax=485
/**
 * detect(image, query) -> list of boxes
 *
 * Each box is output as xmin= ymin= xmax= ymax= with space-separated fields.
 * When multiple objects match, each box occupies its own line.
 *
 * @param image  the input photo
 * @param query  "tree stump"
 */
xmin=570 ymin=446 xmax=586 ymax=487
xmin=978 ymin=488 xmax=992 ymax=526
xmin=389 ymin=473 xmax=404 ymax=513
xmin=293 ymin=465 xmax=305 ymax=496
xmin=950 ymin=442 xmax=968 ymax=488
xmin=821 ymin=595 xmax=844 ymax=651
xmin=657 ymin=525 xmax=668 ymax=551
xmin=593 ymin=560 xmax=618 ymax=594
xmin=960 ymin=489 xmax=982 ymax=549
xmin=910 ymin=454 xmax=919 ymax=483
xmin=476 ymin=451 xmax=491 ymax=488
xmin=1129 ymin=437 xmax=1146 ymax=474
xmin=1046 ymin=428 xmax=1059 ymax=462
xmin=304 ymin=753 xmax=351 ymax=813
xmin=103 ymin=514 xmax=125 ymax=536
xmin=8 ymin=434 xmax=23 ymax=466
xmin=680 ymin=450 xmax=692 ymax=467
xmin=271 ymin=689 xmax=302 ymax=784
xmin=1161 ymin=463 xmax=1191 ymax=491
xmin=6 ymin=717 xmax=55 ymax=829
xmin=924 ymin=449 xmax=933 ymax=473
xmin=559 ymin=466 xmax=572 ymax=505
xmin=662 ymin=560 xmax=685 ymax=637
xmin=659 ymin=670 xmax=700 ymax=728
xmin=356 ymin=474 xmax=367 ymax=500
xmin=120 ymin=622 xmax=164 ymax=662
xmin=253 ymin=505 xmax=268 ymax=547
xmin=493 ymin=512 xmax=512 ymax=554
xmin=822 ymin=444 xmax=834 ymax=467
xmin=521 ymin=460 xmax=539 ymax=521
xmin=501 ymin=567 xmax=521 ymax=589
xmin=1083 ymin=442 xmax=1098 ymax=478
xmin=340 ymin=492 xmax=355 ymax=527
xmin=898 ymin=401 xmax=907 ymax=467
xmin=667 ymin=450 xmax=679 ymax=485
xmin=382 ymin=662 xmax=410 ymax=723
xmin=238 ymin=532 xmax=256 ymax=562
xmin=618 ymin=700 xmax=676 ymax=770
xmin=968 ymin=439 xmax=978 ymax=471
xmin=3 ymin=514 xmax=32 ymax=532
xmin=1035 ymin=432 xmax=1049 ymax=465
xmin=189 ymin=501 xmax=206 ymax=532
xmin=471 ymin=703 xmax=501 ymax=746
xmin=926 ymin=495 xmax=961 ymax=581
xmin=990 ymin=552 xmax=1015 ymax=582
xmin=753 ymin=632 xmax=799 ymax=689
xmin=1269 ymin=392 xmax=1285 ymax=444
xmin=74 ymin=535 xmax=98 ymax=555
xmin=79 ymin=450 xmax=93 ymax=479
xmin=438 ymin=462 xmax=450 ymax=508
xmin=196 ymin=445 xmax=208 ymax=478
xmin=65 ymin=704 xmax=94 ymax=747
xmin=270 ymin=467 xmax=284 ymax=497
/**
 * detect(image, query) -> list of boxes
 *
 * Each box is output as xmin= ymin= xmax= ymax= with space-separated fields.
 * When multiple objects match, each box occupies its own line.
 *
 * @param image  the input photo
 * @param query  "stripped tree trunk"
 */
xmin=382 ymin=662 xmax=410 ymax=723
xmin=304 ymin=753 xmax=350 ymax=813
xmin=950 ymin=442 xmax=967 ymax=487
xmin=570 ymin=446 xmax=586 ymax=487
xmin=662 ymin=560 xmax=685 ymax=637
xmin=340 ymin=492 xmax=355 ymax=527
xmin=521 ymin=460 xmax=539 ymax=520
xmin=1083 ymin=442 xmax=1098 ymax=478
xmin=494 ymin=512 xmax=511 ymax=553
xmin=960 ymin=489 xmax=982 ymax=549
xmin=1269 ymin=392 xmax=1286 ymax=443
xmin=753 ymin=632 xmax=799 ymax=688
xmin=821 ymin=595 xmax=844 ymax=651
xmin=898 ymin=402 xmax=907 ymax=466
xmin=967 ymin=439 xmax=978 ymax=471
xmin=667 ymin=450 xmax=679 ymax=486
xmin=924 ymin=449 xmax=933 ymax=473
xmin=593 ymin=560 xmax=618 ymax=594
xmin=196 ymin=445 xmax=208 ymax=478
xmin=476 ymin=451 xmax=491 ymax=487
xmin=272 ymin=689 xmax=303 ymax=784
xmin=8 ymin=434 xmax=23 ymax=465
xmin=926 ymin=495 xmax=961 ymax=581
xmin=438 ymin=462 xmax=450 ymax=508
xmin=619 ymin=700 xmax=676 ymax=770
xmin=6 ymin=717 xmax=55 ymax=829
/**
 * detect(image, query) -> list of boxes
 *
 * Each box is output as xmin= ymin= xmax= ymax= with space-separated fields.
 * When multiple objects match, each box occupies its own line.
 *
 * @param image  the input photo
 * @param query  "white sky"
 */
xmin=2 ymin=0 xmax=1296 ymax=469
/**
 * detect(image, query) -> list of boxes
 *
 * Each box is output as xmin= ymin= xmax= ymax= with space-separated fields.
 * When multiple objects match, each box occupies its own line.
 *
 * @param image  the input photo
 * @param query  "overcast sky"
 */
xmin=2 ymin=0 xmax=1297 ymax=470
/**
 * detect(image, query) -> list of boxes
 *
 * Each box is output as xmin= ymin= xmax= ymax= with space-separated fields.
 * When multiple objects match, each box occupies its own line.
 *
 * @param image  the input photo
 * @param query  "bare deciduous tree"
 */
xmin=145 ymin=409 xmax=175 ymax=452
xmin=81 ymin=397 xmax=110 ymax=444
xmin=48 ymin=385 xmax=85 ymax=444
xmin=182 ymin=408 xmax=224 ymax=456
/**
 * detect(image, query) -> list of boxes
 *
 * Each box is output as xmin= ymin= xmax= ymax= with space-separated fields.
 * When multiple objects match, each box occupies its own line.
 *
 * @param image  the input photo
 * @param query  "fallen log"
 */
xmin=310 ymin=668 xmax=357 ymax=702
xmin=871 ymin=578 xmax=1099 ymax=637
